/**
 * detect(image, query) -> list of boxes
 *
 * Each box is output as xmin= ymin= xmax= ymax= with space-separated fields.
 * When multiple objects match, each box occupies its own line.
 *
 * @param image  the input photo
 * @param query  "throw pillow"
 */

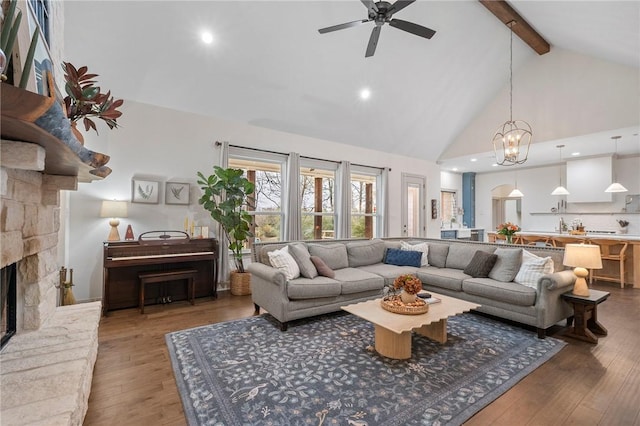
xmin=515 ymin=250 xmax=554 ymax=288
xmin=463 ymin=250 xmax=498 ymax=278
xmin=400 ymin=241 xmax=429 ymax=266
xmin=384 ymin=248 xmax=422 ymax=267
xmin=268 ymin=246 xmax=300 ymax=280
xmin=288 ymin=243 xmax=318 ymax=279
xmin=488 ymin=247 xmax=523 ymax=282
xmin=310 ymin=255 xmax=335 ymax=279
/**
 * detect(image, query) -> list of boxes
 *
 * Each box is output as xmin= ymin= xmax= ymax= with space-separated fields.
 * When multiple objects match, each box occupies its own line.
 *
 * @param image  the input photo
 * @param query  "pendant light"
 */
xmin=551 ymin=144 xmax=570 ymax=195
xmin=492 ymin=21 xmax=532 ymax=166
xmin=604 ymin=136 xmax=628 ymax=193
xmin=509 ymin=169 xmax=524 ymax=197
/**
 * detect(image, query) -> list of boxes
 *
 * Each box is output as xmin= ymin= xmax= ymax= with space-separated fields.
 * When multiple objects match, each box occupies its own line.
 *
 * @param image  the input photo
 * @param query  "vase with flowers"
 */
xmin=393 ymin=274 xmax=423 ymax=303
xmin=497 ymin=221 xmax=521 ymax=244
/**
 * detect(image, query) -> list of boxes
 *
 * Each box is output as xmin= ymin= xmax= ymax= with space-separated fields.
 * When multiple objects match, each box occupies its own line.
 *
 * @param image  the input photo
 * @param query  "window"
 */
xmin=441 ymin=190 xmax=457 ymax=224
xmin=229 ymin=152 xmax=285 ymax=248
xmin=29 ymin=0 xmax=50 ymax=45
xmin=351 ymin=166 xmax=381 ymax=239
xmin=300 ymin=160 xmax=336 ymax=240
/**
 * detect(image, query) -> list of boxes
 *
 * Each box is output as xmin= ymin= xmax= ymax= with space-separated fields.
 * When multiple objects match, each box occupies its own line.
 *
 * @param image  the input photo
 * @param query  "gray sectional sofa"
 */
xmin=248 ymin=238 xmax=576 ymax=337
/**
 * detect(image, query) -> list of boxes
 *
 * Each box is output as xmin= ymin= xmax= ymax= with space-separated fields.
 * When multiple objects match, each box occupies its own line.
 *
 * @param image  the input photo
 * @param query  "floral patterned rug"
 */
xmin=166 ymin=312 xmax=565 ymax=425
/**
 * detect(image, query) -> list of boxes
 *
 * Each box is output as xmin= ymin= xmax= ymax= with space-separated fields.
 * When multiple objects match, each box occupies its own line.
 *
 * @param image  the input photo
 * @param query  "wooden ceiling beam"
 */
xmin=479 ymin=0 xmax=550 ymax=55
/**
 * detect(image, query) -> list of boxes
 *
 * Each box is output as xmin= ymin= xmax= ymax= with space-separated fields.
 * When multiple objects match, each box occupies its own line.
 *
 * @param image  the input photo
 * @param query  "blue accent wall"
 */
xmin=462 ymin=172 xmax=475 ymax=228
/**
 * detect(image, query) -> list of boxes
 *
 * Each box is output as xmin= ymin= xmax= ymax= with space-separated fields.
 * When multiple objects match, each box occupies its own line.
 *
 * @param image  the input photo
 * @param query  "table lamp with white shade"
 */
xmin=100 ymin=200 xmax=128 ymax=241
xmin=563 ymin=244 xmax=603 ymax=297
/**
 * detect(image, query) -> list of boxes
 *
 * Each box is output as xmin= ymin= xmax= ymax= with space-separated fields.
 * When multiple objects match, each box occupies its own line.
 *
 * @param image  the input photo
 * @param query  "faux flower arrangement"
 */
xmin=496 ymin=222 xmax=521 ymax=237
xmin=393 ymin=274 xmax=422 ymax=295
xmin=617 ymin=219 xmax=629 ymax=228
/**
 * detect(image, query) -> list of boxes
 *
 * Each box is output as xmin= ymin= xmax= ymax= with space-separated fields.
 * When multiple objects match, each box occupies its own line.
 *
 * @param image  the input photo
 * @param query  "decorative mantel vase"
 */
xmin=400 ymin=290 xmax=418 ymax=304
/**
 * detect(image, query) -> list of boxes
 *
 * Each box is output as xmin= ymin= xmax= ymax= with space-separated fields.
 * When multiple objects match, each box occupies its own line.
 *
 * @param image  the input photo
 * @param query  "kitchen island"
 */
xmin=512 ymin=231 xmax=640 ymax=288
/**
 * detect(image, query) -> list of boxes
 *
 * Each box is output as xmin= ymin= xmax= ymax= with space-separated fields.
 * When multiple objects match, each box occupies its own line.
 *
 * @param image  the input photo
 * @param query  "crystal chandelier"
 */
xmin=492 ymin=21 xmax=532 ymax=166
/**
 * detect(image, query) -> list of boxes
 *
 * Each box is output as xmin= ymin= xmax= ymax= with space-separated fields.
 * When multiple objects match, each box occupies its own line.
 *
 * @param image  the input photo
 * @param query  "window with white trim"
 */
xmin=351 ymin=166 xmax=382 ymax=239
xmin=300 ymin=159 xmax=337 ymax=240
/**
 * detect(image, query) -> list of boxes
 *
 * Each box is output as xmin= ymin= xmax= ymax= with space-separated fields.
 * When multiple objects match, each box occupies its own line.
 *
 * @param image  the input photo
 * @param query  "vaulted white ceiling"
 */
xmin=63 ymin=1 xmax=640 ymax=171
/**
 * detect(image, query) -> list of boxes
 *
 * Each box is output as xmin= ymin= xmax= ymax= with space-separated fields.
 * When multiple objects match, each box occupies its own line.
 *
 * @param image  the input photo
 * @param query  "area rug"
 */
xmin=166 ymin=312 xmax=565 ymax=425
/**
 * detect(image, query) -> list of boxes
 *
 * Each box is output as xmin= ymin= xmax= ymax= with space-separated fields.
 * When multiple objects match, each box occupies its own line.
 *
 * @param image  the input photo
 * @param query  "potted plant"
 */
xmin=197 ymin=166 xmax=255 ymax=295
xmin=62 ymin=62 xmax=124 ymax=143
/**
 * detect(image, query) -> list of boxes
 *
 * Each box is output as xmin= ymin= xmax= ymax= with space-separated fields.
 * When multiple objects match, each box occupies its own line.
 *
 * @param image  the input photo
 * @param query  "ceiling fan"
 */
xmin=318 ymin=0 xmax=436 ymax=58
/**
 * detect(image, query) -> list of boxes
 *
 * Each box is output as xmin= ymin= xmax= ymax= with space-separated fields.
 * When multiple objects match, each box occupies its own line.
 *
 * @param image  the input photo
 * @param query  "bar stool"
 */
xmin=520 ymin=234 xmax=554 ymax=247
xmin=589 ymin=239 xmax=629 ymax=288
xmin=551 ymin=236 xmax=586 ymax=248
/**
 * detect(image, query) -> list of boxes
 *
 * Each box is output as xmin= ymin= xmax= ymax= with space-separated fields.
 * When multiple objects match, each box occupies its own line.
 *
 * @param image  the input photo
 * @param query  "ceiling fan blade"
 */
xmin=318 ymin=19 xmax=369 ymax=34
xmin=365 ymin=25 xmax=381 ymax=57
xmin=387 ymin=0 xmax=415 ymax=16
xmin=389 ymin=18 xmax=436 ymax=39
xmin=361 ymin=0 xmax=378 ymax=13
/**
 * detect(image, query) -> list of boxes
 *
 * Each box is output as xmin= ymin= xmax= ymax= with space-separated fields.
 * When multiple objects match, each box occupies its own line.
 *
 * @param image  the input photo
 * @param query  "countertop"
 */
xmin=517 ymin=231 xmax=640 ymax=242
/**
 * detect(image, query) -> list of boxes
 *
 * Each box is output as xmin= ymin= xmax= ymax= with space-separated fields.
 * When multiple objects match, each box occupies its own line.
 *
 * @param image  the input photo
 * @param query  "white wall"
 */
xmin=68 ymin=100 xmax=442 ymax=301
xmin=443 ymin=48 xmax=640 ymax=159
xmin=475 ymin=155 xmax=640 ymax=239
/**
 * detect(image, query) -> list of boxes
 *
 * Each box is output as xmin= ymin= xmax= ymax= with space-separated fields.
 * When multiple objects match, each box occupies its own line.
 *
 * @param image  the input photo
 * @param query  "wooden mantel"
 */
xmin=0 ymin=84 xmax=111 ymax=182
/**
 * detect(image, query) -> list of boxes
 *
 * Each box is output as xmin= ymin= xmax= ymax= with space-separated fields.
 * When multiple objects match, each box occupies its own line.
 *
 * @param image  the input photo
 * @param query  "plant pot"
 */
xmin=400 ymin=290 xmax=417 ymax=304
xmin=230 ymin=270 xmax=251 ymax=296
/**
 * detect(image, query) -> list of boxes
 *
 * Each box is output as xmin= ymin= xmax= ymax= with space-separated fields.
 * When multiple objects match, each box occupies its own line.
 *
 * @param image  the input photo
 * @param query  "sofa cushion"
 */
xmin=333 ymin=268 xmax=385 ymax=295
xmin=446 ymin=244 xmax=496 ymax=270
xmin=427 ymin=243 xmax=450 ymax=268
xmin=384 ymin=248 xmax=422 ymax=267
xmin=358 ymin=263 xmax=420 ymax=286
xmin=400 ymin=241 xmax=429 ymax=266
xmin=346 ymin=239 xmax=386 ymax=267
xmin=287 ymin=277 xmax=341 ymax=299
xmin=417 ymin=268 xmax=469 ymax=292
xmin=462 ymin=278 xmax=537 ymax=307
xmin=463 ymin=250 xmax=498 ymax=278
xmin=488 ymin=247 xmax=523 ymax=282
xmin=288 ymin=243 xmax=318 ymax=279
xmin=267 ymin=246 xmax=300 ymax=280
xmin=310 ymin=256 xmax=335 ymax=279
xmin=515 ymin=250 xmax=554 ymax=288
xmin=308 ymin=243 xmax=349 ymax=270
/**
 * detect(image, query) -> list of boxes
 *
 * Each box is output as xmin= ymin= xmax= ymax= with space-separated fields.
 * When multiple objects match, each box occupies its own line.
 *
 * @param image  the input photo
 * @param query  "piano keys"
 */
xmin=103 ymin=236 xmax=218 ymax=315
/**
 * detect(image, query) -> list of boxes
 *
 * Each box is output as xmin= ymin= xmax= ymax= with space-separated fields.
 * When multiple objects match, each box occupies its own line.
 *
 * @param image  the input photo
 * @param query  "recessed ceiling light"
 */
xmin=359 ymin=88 xmax=371 ymax=100
xmin=201 ymin=31 xmax=214 ymax=44
xmin=571 ymin=152 xmax=581 ymax=156
xmin=491 ymin=163 xmax=498 ymax=167
xmin=452 ymin=167 xmax=458 ymax=172
xmin=470 ymin=158 xmax=477 ymax=162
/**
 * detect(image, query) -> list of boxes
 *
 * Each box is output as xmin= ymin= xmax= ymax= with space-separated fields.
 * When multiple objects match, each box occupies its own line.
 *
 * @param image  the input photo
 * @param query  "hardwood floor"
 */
xmin=84 ymin=282 xmax=640 ymax=425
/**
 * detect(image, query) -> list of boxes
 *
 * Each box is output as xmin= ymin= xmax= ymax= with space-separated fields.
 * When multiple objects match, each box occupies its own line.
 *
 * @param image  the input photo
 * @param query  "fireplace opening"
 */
xmin=1 ymin=263 xmax=17 ymax=351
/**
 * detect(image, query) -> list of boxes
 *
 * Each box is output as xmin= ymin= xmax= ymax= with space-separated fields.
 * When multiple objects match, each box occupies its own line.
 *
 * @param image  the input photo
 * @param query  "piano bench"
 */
xmin=138 ymin=268 xmax=198 ymax=314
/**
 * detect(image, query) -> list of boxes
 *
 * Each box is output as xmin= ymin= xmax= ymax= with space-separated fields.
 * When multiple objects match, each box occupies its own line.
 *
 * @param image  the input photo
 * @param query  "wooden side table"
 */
xmin=561 ymin=289 xmax=610 ymax=344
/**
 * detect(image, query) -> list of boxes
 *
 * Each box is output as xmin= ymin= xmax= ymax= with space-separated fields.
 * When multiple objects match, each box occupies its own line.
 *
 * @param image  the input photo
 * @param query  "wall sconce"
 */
xmin=100 ymin=200 xmax=128 ymax=241
xmin=563 ymin=244 xmax=603 ymax=297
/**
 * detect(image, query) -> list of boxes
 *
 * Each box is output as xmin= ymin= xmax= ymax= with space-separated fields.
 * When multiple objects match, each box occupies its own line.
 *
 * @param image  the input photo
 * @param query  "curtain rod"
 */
xmin=216 ymin=141 xmax=390 ymax=171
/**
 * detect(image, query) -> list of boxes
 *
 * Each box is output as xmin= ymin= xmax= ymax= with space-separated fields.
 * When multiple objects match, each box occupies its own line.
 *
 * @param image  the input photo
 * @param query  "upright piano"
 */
xmin=103 ymin=234 xmax=218 ymax=315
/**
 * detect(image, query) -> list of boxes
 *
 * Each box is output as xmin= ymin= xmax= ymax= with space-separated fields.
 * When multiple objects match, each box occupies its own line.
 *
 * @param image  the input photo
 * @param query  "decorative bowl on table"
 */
xmin=380 ymin=294 xmax=429 ymax=315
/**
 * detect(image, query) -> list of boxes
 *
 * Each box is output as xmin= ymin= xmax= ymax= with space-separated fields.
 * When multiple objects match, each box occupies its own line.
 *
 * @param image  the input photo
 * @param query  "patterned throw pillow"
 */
xmin=463 ymin=250 xmax=498 ymax=278
xmin=400 ymin=241 xmax=429 ymax=266
xmin=515 ymin=250 xmax=554 ymax=288
xmin=384 ymin=248 xmax=422 ymax=267
xmin=268 ymin=246 xmax=300 ymax=280
xmin=310 ymin=256 xmax=335 ymax=279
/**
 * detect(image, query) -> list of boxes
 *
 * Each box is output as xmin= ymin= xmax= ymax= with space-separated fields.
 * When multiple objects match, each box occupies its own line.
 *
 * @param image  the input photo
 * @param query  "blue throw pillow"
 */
xmin=384 ymin=248 xmax=422 ymax=267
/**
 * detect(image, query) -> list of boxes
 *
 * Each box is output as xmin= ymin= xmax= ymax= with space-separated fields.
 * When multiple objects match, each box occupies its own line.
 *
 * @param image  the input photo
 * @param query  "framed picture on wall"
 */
xmin=165 ymin=182 xmax=190 ymax=205
xmin=132 ymin=179 xmax=160 ymax=204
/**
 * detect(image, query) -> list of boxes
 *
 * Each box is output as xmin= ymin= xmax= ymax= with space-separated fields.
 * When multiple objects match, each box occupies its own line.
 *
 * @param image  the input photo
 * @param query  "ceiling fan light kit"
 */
xmin=318 ymin=0 xmax=436 ymax=58
xmin=493 ymin=21 xmax=532 ymax=167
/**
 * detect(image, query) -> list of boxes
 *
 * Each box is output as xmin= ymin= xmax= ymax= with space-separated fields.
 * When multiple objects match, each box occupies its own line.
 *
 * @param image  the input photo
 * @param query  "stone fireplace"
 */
xmin=1 ymin=83 xmax=111 ymax=424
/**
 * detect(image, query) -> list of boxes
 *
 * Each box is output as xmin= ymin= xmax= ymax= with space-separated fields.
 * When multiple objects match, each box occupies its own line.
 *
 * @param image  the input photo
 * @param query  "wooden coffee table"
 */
xmin=342 ymin=292 xmax=480 ymax=359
